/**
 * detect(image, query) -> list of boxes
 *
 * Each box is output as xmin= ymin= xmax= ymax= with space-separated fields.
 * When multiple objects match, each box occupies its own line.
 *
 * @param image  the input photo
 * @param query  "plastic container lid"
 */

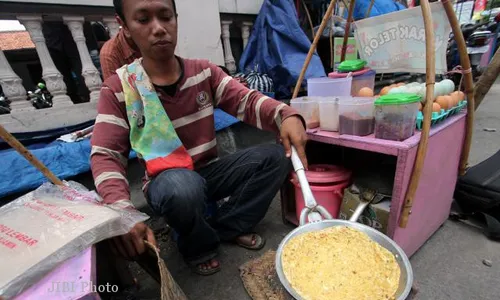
xmin=328 ymin=67 xmax=371 ymax=78
xmin=375 ymin=94 xmax=421 ymax=106
xmin=338 ymin=59 xmax=367 ymax=72
xmin=292 ymin=164 xmax=352 ymax=184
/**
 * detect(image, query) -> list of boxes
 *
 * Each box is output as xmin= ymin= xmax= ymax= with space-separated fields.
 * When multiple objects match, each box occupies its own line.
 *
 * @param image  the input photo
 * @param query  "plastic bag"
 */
xmin=0 ymin=181 xmax=149 ymax=299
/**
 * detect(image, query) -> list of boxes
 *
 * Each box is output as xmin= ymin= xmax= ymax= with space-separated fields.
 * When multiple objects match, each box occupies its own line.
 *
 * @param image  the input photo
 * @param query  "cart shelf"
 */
xmin=307 ymin=111 xmax=467 ymax=156
xmin=282 ymin=112 xmax=467 ymax=257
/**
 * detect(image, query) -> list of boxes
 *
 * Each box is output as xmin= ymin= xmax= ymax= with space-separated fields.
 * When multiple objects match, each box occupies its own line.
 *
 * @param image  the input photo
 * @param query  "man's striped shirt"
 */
xmin=90 ymin=58 xmax=300 ymax=207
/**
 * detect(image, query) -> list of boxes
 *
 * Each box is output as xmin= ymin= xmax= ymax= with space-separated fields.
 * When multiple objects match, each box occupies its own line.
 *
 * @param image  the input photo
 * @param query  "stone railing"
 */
xmin=0 ymin=1 xmax=256 ymax=133
xmin=0 ymin=15 xmax=120 ymax=133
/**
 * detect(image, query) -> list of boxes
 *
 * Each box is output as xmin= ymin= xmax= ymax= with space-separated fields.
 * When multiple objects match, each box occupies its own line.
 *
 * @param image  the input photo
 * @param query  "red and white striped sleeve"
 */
xmin=90 ymin=80 xmax=133 ymax=208
xmin=209 ymin=64 xmax=301 ymax=132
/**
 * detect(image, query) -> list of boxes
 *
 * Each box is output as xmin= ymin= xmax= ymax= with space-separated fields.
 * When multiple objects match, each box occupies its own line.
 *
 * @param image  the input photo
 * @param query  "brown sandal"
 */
xmin=189 ymin=259 xmax=221 ymax=276
xmin=235 ymin=233 xmax=266 ymax=250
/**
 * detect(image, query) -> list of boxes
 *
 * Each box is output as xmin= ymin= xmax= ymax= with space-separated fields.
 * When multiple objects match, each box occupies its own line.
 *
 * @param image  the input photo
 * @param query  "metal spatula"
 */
xmin=290 ymin=146 xmax=333 ymax=225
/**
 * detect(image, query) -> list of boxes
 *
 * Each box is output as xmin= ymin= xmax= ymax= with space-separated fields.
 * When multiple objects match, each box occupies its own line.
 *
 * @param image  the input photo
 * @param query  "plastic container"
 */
xmin=307 ymin=77 xmax=352 ymax=97
xmin=290 ymin=97 xmax=320 ymax=129
xmin=329 ymin=68 xmax=376 ymax=96
xmin=318 ymin=97 xmax=351 ymax=132
xmin=374 ymin=94 xmax=420 ymax=141
xmin=292 ymin=164 xmax=352 ymax=221
xmin=338 ymin=97 xmax=376 ymax=136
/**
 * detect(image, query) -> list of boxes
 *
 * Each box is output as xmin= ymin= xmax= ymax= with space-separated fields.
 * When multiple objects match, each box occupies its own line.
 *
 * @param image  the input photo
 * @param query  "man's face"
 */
xmin=121 ymin=0 xmax=177 ymax=61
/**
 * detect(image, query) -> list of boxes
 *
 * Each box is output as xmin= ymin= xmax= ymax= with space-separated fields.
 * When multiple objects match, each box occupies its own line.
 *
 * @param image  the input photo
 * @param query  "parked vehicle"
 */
xmin=0 ymin=94 xmax=11 ymax=115
xmin=467 ymin=30 xmax=492 ymax=79
xmin=447 ymin=22 xmax=493 ymax=82
xmin=28 ymin=82 xmax=53 ymax=109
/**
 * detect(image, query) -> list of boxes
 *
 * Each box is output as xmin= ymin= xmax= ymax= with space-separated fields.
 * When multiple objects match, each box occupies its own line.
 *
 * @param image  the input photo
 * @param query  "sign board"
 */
xmin=473 ymin=0 xmax=487 ymax=20
xmin=333 ymin=37 xmax=358 ymax=63
xmin=453 ymin=1 xmax=474 ymax=24
xmin=354 ymin=2 xmax=451 ymax=74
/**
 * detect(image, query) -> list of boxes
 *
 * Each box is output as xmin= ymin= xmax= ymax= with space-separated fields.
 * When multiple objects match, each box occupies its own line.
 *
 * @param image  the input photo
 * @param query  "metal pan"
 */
xmin=275 ymin=147 xmax=413 ymax=300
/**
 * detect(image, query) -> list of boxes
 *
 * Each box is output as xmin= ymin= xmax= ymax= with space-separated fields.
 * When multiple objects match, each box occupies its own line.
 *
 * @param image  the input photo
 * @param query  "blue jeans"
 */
xmin=146 ymin=144 xmax=291 ymax=264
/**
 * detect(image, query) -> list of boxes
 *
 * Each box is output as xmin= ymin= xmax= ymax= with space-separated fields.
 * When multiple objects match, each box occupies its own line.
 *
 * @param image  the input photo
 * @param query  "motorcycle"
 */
xmin=28 ymin=82 xmax=53 ymax=109
xmin=447 ymin=22 xmax=493 ymax=81
xmin=0 ymin=94 xmax=11 ymax=115
xmin=467 ymin=30 xmax=492 ymax=79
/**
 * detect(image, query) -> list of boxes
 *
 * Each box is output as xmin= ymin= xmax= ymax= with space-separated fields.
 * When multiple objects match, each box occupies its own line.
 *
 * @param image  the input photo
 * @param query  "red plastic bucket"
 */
xmin=292 ymin=164 xmax=351 ymax=221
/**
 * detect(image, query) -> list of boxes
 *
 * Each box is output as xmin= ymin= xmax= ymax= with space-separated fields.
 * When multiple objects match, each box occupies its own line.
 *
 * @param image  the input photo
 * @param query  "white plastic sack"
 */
xmin=0 ymin=182 xmax=149 ymax=299
xmin=354 ymin=2 xmax=451 ymax=74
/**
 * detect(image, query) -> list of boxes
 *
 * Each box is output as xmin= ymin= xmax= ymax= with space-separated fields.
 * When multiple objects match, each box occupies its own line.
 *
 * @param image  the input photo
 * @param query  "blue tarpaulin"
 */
xmin=239 ymin=0 xmax=326 ymax=99
xmin=0 ymin=109 xmax=239 ymax=198
xmin=348 ymin=0 xmax=406 ymax=20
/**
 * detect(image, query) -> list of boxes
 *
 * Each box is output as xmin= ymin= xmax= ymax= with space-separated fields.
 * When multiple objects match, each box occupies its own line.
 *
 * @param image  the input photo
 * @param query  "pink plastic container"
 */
xmin=329 ymin=68 xmax=376 ymax=96
xmin=292 ymin=164 xmax=352 ymax=221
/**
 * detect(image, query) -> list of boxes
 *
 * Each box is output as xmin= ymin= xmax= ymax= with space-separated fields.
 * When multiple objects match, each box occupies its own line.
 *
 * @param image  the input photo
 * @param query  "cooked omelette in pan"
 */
xmin=281 ymin=226 xmax=400 ymax=300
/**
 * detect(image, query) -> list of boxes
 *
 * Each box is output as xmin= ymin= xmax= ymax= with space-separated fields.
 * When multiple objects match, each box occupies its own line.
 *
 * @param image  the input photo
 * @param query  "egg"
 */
xmin=388 ymin=87 xmax=402 ymax=94
xmin=440 ymin=79 xmax=456 ymax=95
xmin=435 ymin=96 xmax=449 ymax=110
xmin=416 ymin=86 xmax=426 ymax=98
xmin=380 ymin=86 xmax=391 ymax=95
xmin=450 ymin=92 xmax=460 ymax=107
xmin=458 ymin=91 xmax=466 ymax=101
xmin=434 ymin=84 xmax=447 ymax=98
xmin=407 ymin=86 xmax=421 ymax=94
xmin=443 ymin=95 xmax=454 ymax=109
xmin=358 ymin=87 xmax=374 ymax=97
xmin=432 ymin=102 xmax=441 ymax=113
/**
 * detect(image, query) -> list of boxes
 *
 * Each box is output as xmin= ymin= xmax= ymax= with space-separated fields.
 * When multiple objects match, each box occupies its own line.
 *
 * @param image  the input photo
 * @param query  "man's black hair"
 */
xmin=113 ymin=0 xmax=177 ymax=22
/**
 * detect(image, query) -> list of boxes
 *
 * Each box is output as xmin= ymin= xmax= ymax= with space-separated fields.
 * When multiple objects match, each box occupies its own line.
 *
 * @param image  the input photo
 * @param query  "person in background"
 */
xmin=42 ymin=21 xmax=91 ymax=103
xmin=99 ymin=25 xmax=141 ymax=80
xmin=91 ymin=0 xmax=308 ymax=276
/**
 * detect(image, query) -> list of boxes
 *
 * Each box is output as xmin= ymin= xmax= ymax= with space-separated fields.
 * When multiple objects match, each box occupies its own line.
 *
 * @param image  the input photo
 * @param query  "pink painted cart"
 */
xmin=14 ymin=247 xmax=100 ymax=300
xmin=281 ymin=113 xmax=467 ymax=257
xmin=286 ymin=0 xmax=476 ymax=257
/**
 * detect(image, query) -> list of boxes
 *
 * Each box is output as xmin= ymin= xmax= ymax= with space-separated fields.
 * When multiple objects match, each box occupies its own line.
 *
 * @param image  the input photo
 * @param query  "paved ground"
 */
xmin=115 ymin=83 xmax=500 ymax=300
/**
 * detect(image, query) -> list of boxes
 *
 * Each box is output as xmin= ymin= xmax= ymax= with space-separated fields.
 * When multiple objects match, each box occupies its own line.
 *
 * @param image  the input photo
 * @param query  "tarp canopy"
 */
xmin=347 ymin=0 xmax=406 ymax=20
xmin=0 ymin=109 xmax=239 ymax=198
xmin=239 ymin=0 xmax=326 ymax=99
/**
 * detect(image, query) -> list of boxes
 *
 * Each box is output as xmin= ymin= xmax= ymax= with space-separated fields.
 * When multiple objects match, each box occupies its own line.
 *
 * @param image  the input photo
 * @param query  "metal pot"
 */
xmin=275 ymin=147 xmax=413 ymax=299
xmin=275 ymin=219 xmax=413 ymax=300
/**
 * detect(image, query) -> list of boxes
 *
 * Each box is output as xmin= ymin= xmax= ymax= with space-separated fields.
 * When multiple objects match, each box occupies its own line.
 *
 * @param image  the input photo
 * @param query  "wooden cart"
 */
xmin=284 ymin=0 xmax=475 ymax=256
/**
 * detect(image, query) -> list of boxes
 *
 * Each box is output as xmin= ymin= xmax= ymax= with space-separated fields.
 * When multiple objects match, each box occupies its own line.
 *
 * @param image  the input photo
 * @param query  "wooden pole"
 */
xmin=0 ymin=124 xmax=64 ymax=186
xmin=0 ymin=124 xmax=187 ymax=300
xmin=292 ymin=0 xmax=337 ymax=99
xmin=399 ymin=0 xmax=435 ymax=228
xmin=474 ymin=49 xmax=500 ymax=110
xmin=301 ymin=0 xmax=315 ymax=40
xmin=365 ymin=0 xmax=376 ymax=18
xmin=340 ymin=0 xmax=357 ymax=62
xmin=441 ymin=0 xmax=475 ymax=175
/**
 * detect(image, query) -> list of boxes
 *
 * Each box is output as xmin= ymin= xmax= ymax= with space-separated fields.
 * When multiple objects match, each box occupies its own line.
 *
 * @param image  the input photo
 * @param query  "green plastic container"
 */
xmin=338 ymin=59 xmax=367 ymax=72
xmin=374 ymin=94 xmax=420 ymax=141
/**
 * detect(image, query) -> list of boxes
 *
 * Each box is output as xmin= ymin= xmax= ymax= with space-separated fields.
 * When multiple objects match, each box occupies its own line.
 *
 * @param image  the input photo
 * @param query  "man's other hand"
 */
xmin=111 ymin=222 xmax=157 ymax=260
xmin=280 ymin=116 xmax=308 ymax=169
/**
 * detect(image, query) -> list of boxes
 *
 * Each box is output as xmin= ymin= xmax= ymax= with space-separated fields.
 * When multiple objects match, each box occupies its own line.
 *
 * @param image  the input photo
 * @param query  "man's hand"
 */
xmin=280 ymin=116 xmax=308 ymax=169
xmin=110 ymin=222 xmax=157 ymax=260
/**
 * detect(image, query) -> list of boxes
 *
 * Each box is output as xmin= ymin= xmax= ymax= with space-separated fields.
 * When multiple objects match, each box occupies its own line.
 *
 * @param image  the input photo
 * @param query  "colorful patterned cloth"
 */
xmin=116 ymin=59 xmax=194 ymax=177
